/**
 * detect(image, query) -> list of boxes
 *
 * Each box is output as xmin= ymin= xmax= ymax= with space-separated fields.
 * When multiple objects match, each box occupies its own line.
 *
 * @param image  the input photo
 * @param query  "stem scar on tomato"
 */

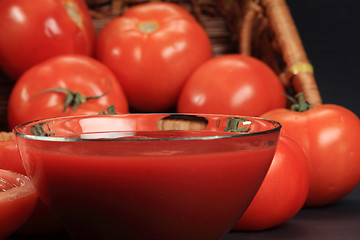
xmin=138 ymin=21 xmax=159 ymax=33
xmin=63 ymin=0 xmax=83 ymax=29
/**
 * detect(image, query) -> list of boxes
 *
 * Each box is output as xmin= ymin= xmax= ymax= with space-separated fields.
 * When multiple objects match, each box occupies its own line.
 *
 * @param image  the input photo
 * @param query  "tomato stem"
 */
xmin=98 ymin=105 xmax=117 ymax=115
xmin=33 ymin=84 xmax=112 ymax=113
xmin=289 ymin=93 xmax=313 ymax=112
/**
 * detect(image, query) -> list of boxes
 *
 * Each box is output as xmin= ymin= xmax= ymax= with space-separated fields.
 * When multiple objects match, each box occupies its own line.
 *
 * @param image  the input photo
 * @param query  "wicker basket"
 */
xmin=0 ymin=0 xmax=322 ymax=131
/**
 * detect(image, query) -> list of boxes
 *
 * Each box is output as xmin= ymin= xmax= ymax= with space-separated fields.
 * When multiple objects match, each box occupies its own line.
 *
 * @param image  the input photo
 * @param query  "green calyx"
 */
xmin=35 ymin=87 xmax=111 ymax=113
xmin=98 ymin=105 xmax=117 ymax=115
xmin=288 ymin=92 xmax=313 ymax=112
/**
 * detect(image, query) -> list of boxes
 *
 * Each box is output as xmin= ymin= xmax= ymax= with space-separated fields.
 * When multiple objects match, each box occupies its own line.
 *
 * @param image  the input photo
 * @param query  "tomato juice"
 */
xmin=14 ymin=114 xmax=281 ymax=240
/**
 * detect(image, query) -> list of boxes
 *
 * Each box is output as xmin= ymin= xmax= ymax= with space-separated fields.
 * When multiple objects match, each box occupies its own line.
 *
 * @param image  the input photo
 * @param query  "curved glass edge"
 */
xmin=13 ymin=113 xmax=282 ymax=142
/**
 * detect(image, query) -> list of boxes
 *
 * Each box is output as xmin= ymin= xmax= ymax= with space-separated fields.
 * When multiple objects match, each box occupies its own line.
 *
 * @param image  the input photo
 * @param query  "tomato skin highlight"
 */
xmin=177 ymin=54 xmax=286 ymax=116
xmin=0 ymin=0 xmax=95 ymax=80
xmin=233 ymin=135 xmax=310 ymax=231
xmin=0 ymin=169 xmax=37 ymax=239
xmin=261 ymin=104 xmax=360 ymax=207
xmin=96 ymin=2 xmax=212 ymax=112
xmin=7 ymin=54 xmax=129 ymax=129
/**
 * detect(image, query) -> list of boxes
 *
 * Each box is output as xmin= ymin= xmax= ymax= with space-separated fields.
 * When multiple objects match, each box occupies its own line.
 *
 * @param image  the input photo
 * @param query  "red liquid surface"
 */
xmin=18 ymin=130 xmax=277 ymax=240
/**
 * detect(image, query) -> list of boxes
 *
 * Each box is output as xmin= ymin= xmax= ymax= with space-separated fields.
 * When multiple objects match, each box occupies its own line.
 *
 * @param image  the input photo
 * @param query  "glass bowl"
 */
xmin=14 ymin=113 xmax=281 ymax=240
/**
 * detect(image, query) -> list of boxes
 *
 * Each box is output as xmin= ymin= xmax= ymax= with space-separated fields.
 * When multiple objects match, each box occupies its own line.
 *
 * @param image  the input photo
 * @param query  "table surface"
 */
xmin=226 ymin=184 xmax=360 ymax=240
xmin=8 ymin=184 xmax=360 ymax=240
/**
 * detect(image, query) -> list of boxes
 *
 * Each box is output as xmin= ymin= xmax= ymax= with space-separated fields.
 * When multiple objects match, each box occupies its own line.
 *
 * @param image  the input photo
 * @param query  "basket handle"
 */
xmin=261 ymin=0 xmax=322 ymax=106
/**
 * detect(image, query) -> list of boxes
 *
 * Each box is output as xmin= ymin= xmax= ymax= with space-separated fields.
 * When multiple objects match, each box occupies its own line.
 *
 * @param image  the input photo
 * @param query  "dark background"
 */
xmin=286 ymin=0 xmax=359 ymax=116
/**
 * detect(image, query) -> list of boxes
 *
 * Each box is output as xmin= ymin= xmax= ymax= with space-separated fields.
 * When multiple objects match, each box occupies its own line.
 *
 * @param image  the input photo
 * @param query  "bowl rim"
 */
xmin=13 ymin=113 xmax=281 ymax=142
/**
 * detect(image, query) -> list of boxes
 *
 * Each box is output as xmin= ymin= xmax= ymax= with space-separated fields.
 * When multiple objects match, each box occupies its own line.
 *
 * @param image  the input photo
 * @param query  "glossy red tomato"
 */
xmin=0 ymin=0 xmax=95 ymax=79
xmin=177 ymin=54 xmax=286 ymax=116
xmin=0 ymin=169 xmax=37 ymax=239
xmin=262 ymin=103 xmax=360 ymax=207
xmin=0 ymin=132 xmax=62 ymax=235
xmin=7 ymin=54 xmax=129 ymax=130
xmin=96 ymin=2 xmax=212 ymax=112
xmin=233 ymin=135 xmax=309 ymax=231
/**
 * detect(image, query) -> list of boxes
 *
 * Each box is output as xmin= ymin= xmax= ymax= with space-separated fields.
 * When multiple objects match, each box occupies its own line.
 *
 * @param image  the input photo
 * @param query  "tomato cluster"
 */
xmin=0 ymin=0 xmax=359 ymax=236
xmin=233 ymin=96 xmax=360 ymax=231
xmin=1 ymin=0 xmax=286 ymax=123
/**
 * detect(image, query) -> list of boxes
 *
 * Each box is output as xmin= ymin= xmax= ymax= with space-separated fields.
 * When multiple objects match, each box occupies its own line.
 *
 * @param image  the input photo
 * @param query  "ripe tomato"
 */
xmin=0 ymin=169 xmax=37 ymax=239
xmin=261 ymin=103 xmax=360 ymax=207
xmin=8 ymin=54 xmax=129 ymax=129
xmin=0 ymin=0 xmax=95 ymax=80
xmin=96 ymin=2 xmax=212 ymax=112
xmin=233 ymin=135 xmax=309 ymax=231
xmin=177 ymin=54 xmax=286 ymax=116
xmin=0 ymin=132 xmax=62 ymax=235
